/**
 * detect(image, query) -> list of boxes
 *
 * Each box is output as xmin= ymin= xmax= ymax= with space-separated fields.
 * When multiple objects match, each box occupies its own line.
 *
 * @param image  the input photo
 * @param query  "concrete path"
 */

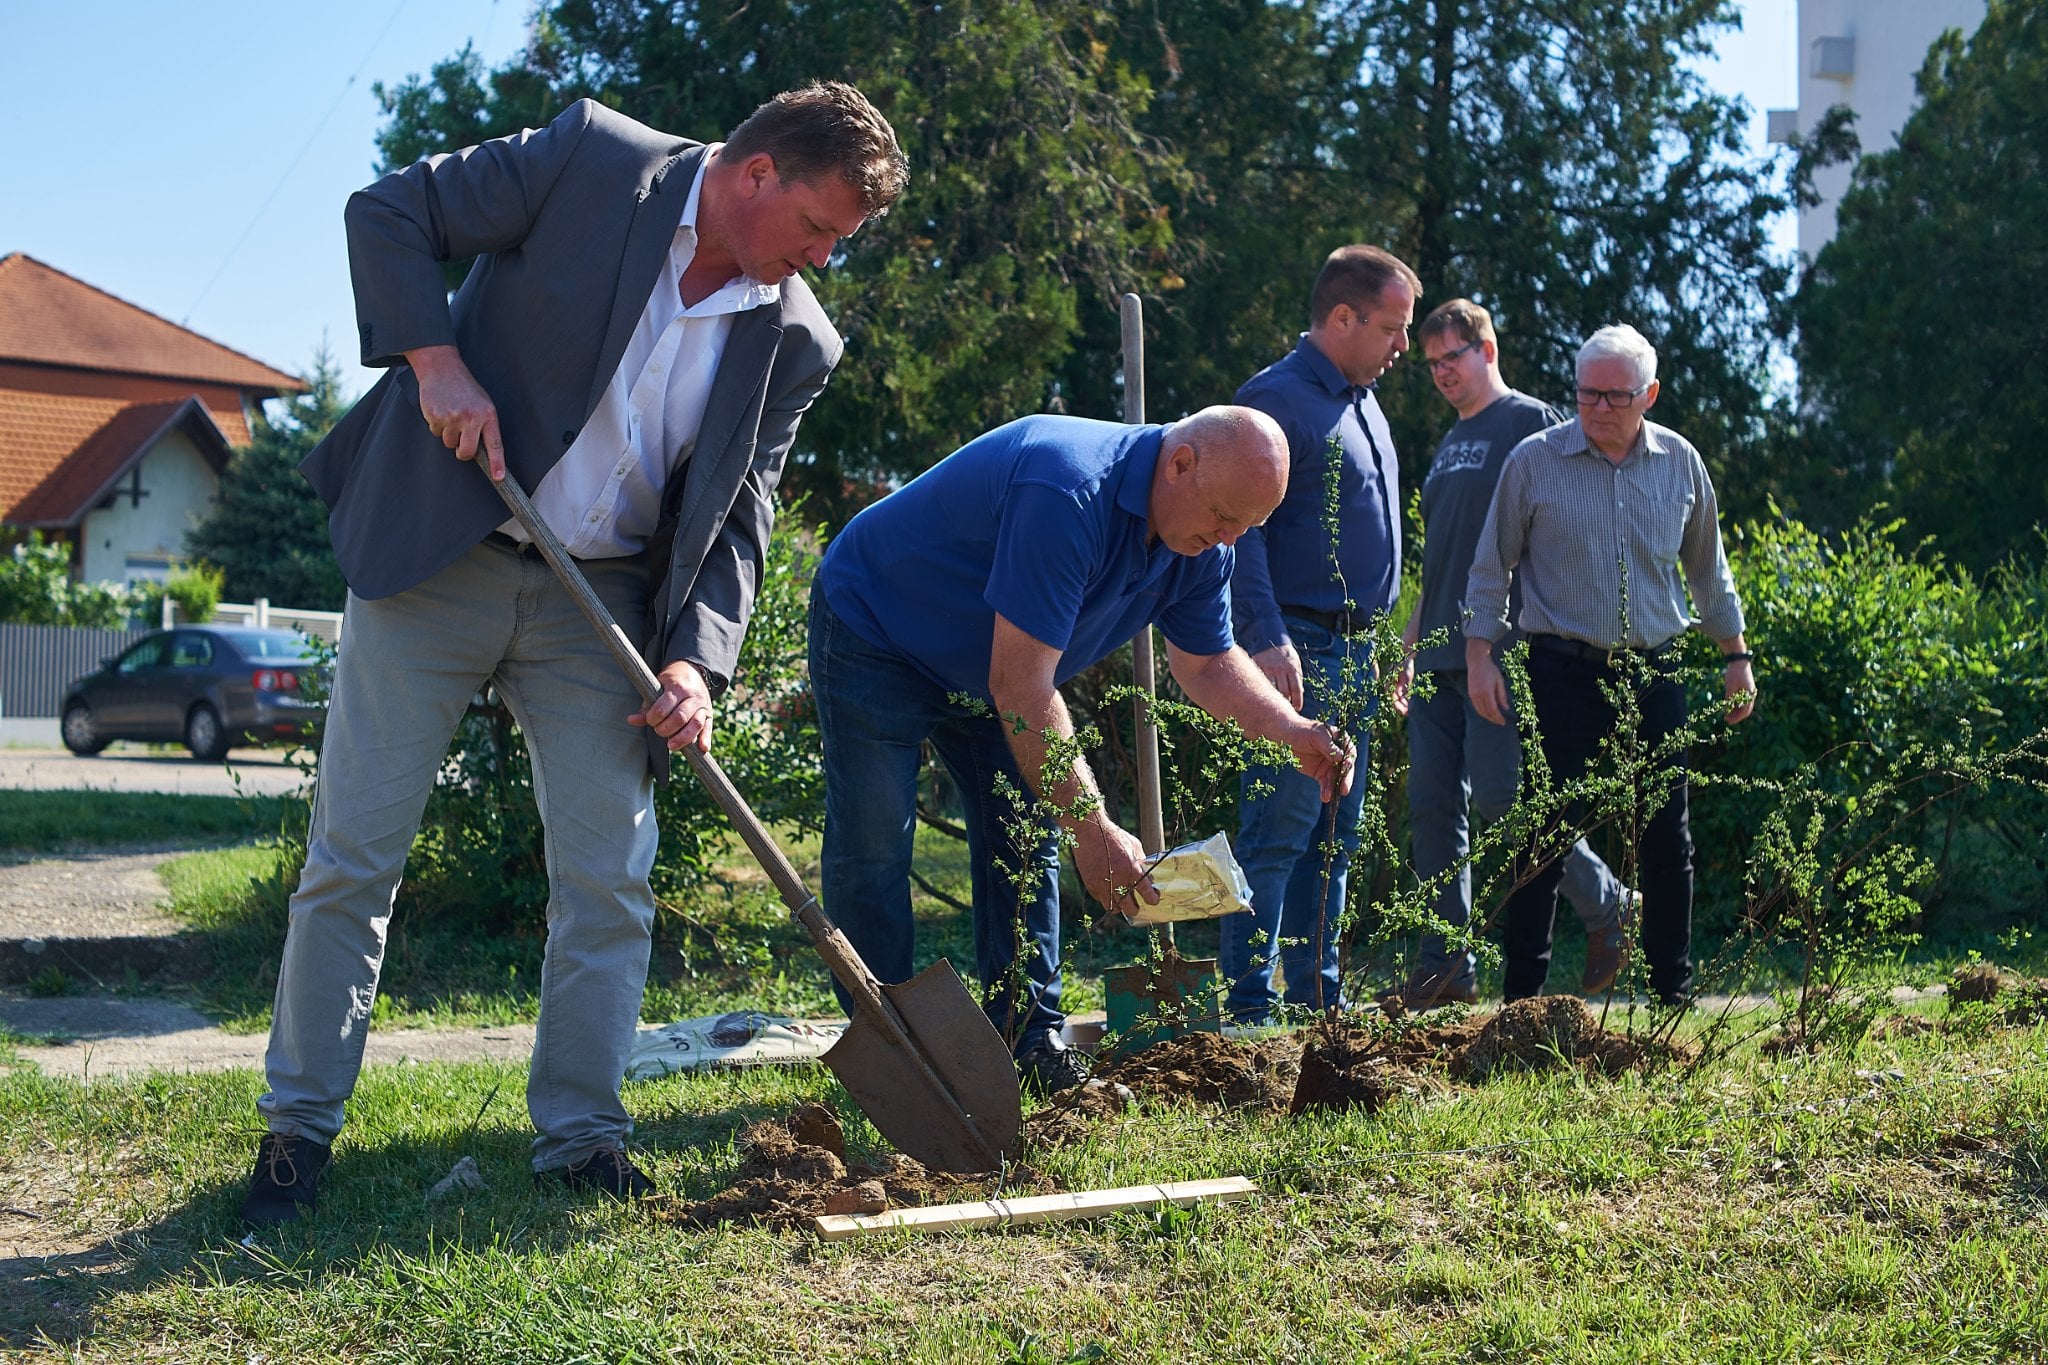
xmin=0 ymin=746 xmax=312 ymax=798
xmin=1 ymin=992 xmax=538 ymax=1080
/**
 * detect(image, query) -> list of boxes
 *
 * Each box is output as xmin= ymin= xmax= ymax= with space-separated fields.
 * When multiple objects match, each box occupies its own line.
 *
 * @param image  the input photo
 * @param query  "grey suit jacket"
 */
xmin=302 ymin=99 xmax=842 ymax=707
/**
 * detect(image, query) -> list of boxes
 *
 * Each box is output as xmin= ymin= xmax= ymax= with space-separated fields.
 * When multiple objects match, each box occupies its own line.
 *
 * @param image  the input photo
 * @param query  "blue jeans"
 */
xmin=808 ymin=595 xmax=1064 ymax=1052
xmin=1221 ymin=616 xmax=1373 ymax=1024
xmin=1406 ymin=668 xmax=1623 ymax=991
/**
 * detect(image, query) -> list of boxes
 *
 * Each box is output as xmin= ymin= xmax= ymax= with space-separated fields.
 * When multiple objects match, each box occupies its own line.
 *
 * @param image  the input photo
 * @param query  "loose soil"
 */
xmin=656 ymin=1103 xmax=1056 ymax=1231
xmin=1026 ymin=998 xmax=1690 ymax=1136
xmin=1292 ymin=996 xmax=1688 ymax=1114
xmin=1949 ymin=962 xmax=2048 ymax=1024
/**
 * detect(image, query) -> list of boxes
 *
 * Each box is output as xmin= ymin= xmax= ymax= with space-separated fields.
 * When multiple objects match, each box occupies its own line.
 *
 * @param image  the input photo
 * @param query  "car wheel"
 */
xmin=61 ymin=702 xmax=109 ymax=755
xmin=185 ymin=703 xmax=231 ymax=761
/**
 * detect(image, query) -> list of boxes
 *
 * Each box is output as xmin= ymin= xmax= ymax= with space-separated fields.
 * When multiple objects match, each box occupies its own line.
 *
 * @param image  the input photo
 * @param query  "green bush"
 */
xmin=0 ymin=532 xmax=141 ymax=627
xmin=1691 ymin=511 xmax=2048 ymax=935
xmin=131 ymin=564 xmax=226 ymax=626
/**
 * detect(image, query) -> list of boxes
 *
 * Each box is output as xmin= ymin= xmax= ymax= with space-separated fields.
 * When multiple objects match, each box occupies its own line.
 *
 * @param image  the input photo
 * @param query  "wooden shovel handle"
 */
xmin=483 ymin=472 xmax=867 ymax=978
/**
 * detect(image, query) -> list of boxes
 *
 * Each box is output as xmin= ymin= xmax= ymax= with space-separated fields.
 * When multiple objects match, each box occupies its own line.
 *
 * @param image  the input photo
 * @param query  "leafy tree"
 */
xmin=1793 ymin=0 xmax=2048 ymax=574
xmin=1106 ymin=0 xmax=1792 ymax=514
xmin=371 ymin=2 xmax=1791 ymax=517
xmin=186 ymin=349 xmax=351 ymax=611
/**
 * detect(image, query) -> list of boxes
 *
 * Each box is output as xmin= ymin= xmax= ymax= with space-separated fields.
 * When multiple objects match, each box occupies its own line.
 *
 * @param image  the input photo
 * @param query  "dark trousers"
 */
xmin=1502 ymin=647 xmax=1694 ymax=1002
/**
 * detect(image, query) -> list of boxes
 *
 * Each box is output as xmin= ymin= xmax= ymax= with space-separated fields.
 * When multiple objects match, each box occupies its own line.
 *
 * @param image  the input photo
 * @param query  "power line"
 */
xmin=181 ymin=0 xmax=412 ymax=328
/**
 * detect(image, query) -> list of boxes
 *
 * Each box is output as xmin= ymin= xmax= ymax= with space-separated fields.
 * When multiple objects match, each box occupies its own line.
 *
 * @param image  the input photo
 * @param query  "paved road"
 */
xmin=0 ymin=993 xmax=540 ymax=1080
xmin=0 ymin=746 xmax=312 ymax=798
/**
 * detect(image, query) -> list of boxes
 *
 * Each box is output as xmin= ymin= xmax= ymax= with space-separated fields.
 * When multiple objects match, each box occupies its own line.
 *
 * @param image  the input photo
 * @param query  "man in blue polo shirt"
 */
xmin=1222 ymin=244 xmax=1418 ymax=1026
xmin=810 ymin=406 xmax=1354 ymax=1092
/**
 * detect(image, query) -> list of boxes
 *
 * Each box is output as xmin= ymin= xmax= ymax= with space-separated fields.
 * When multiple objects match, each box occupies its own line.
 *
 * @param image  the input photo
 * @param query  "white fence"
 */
xmin=201 ymin=599 xmax=344 ymax=645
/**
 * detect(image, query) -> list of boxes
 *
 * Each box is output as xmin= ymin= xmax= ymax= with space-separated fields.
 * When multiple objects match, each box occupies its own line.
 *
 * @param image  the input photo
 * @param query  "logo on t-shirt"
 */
xmin=1425 ymin=439 xmax=1491 ymax=485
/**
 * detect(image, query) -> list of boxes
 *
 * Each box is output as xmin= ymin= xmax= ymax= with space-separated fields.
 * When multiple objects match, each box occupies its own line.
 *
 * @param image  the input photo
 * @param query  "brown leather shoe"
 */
xmin=1580 ymin=897 xmax=1634 ymax=995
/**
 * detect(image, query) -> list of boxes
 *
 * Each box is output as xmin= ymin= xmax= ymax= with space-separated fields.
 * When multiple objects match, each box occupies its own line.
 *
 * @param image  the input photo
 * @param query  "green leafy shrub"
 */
xmin=132 ymin=564 xmax=226 ymax=626
xmin=0 ymin=533 xmax=141 ymax=627
xmin=381 ymin=507 xmax=828 ymax=939
xmin=1692 ymin=511 xmax=2048 ymax=936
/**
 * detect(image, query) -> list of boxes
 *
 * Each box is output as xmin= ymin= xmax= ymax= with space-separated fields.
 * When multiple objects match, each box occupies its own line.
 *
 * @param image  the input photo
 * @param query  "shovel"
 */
xmin=1101 ymin=292 xmax=1221 ymax=1048
xmin=485 ymin=468 xmax=1021 ymax=1173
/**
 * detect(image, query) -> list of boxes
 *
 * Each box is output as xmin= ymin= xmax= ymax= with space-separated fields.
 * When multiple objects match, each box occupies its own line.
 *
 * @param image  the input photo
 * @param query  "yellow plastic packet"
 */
xmin=1125 ymin=831 xmax=1254 ymax=926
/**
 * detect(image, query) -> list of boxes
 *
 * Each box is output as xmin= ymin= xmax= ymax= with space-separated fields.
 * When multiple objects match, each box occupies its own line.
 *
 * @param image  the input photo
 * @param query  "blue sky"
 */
xmin=1 ymin=1 xmax=1796 ymax=402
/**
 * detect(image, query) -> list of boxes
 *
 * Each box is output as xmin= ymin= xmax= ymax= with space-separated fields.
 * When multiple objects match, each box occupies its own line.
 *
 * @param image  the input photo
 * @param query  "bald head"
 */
xmin=1149 ymin=405 xmax=1290 ymax=556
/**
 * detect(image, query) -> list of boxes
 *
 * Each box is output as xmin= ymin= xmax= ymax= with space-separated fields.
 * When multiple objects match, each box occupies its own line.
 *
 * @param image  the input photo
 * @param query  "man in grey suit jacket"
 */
xmin=240 ymin=84 xmax=906 ymax=1227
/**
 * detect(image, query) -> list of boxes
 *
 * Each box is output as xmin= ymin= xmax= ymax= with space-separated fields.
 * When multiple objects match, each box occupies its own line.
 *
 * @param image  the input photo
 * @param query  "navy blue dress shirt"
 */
xmin=1230 ymin=335 xmax=1403 ymax=655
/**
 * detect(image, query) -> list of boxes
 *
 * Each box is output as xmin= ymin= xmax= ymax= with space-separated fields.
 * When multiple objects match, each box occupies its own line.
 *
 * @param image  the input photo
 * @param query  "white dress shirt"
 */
xmin=502 ymin=149 xmax=781 ymax=558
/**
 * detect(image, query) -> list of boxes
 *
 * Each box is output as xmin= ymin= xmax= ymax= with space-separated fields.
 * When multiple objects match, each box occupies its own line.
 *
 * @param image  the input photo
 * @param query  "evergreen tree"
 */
xmin=371 ymin=1 xmax=1790 ymax=515
xmin=186 ymin=349 xmax=350 ymax=610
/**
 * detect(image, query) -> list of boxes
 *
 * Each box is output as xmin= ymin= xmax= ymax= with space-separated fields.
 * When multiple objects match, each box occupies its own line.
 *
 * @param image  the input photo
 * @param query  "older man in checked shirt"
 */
xmin=1464 ymin=324 xmax=1756 ymax=1007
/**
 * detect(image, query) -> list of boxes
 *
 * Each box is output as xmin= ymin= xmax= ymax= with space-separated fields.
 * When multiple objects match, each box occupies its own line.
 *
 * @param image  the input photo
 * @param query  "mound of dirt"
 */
xmin=658 ymin=1104 xmax=1051 ymax=1231
xmin=1021 ymin=1077 xmax=1138 ymax=1150
xmin=1949 ymin=963 xmax=2006 ymax=1005
xmin=1454 ymin=997 xmax=1599 ymax=1081
xmin=1947 ymin=963 xmax=2048 ymax=1024
xmin=1287 ymin=996 xmax=1689 ymax=1109
xmin=1290 ymin=1016 xmax=1396 ymax=1116
xmin=1093 ymin=1031 xmax=1303 ymax=1111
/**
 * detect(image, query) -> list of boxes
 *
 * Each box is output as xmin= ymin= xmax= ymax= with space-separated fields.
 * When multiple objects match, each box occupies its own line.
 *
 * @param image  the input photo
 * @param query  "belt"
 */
xmin=483 ymin=530 xmax=545 ymax=557
xmin=1527 ymin=632 xmax=1677 ymax=665
xmin=1285 ymin=604 xmax=1378 ymax=637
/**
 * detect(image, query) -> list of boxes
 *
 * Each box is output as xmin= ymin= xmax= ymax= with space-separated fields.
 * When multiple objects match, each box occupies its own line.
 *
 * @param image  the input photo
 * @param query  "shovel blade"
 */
xmin=822 ymin=959 xmax=1022 ymax=1173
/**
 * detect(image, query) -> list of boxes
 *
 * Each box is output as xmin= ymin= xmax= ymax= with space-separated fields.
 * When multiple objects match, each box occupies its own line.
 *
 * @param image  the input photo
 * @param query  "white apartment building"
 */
xmin=1768 ymin=0 xmax=1987 ymax=260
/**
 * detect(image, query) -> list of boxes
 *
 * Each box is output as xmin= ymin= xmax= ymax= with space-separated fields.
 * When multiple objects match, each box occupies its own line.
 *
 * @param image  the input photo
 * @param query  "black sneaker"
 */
xmin=1017 ymin=1039 xmax=1091 ymax=1096
xmin=239 ymin=1133 xmax=332 ymax=1228
xmin=539 ymin=1148 xmax=657 ymax=1201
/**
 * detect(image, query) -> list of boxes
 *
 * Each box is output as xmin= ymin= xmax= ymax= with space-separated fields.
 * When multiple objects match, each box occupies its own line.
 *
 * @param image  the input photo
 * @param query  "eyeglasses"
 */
xmin=1574 ymin=382 xmax=1651 ymax=410
xmin=1424 ymin=341 xmax=1480 ymax=375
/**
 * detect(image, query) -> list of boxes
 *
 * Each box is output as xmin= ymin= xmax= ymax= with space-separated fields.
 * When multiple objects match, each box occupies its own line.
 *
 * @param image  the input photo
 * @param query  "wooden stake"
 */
xmin=812 ymin=1176 xmax=1255 ymax=1240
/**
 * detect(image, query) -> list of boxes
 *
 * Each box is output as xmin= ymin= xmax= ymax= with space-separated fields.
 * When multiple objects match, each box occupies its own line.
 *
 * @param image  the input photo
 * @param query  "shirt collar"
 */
xmin=1116 ymin=427 xmax=1166 ymax=524
xmin=1560 ymin=416 xmax=1661 ymax=464
xmin=1292 ymin=333 xmax=1357 ymax=398
xmin=676 ymin=146 xmax=781 ymax=310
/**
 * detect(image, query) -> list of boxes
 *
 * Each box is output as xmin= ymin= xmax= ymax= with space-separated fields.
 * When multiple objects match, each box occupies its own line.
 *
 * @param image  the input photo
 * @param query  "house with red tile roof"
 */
xmin=0 ymin=253 xmax=307 ymax=585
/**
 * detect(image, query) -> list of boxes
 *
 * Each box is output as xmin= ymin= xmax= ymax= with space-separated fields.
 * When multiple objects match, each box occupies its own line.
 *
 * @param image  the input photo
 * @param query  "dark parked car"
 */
xmin=60 ymin=626 xmax=329 ymax=760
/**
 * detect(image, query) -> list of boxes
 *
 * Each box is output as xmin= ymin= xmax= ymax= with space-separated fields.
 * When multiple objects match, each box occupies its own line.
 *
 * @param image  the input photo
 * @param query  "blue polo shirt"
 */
xmin=1230 ymin=335 xmax=1402 ymax=655
xmin=818 ymin=414 xmax=1237 ymax=699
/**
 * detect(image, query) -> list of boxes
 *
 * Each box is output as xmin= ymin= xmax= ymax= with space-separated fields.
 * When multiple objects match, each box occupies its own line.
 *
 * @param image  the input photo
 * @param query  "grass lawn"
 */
xmin=0 ymin=790 xmax=294 ymax=857
xmin=2 ymin=1002 xmax=2043 ymax=1361
xmin=5 ymin=789 xmax=2047 ymax=1358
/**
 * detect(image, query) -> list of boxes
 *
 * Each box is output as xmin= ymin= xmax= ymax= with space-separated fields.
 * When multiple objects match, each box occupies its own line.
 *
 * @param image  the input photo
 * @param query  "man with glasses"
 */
xmin=1221 ymin=245 xmax=1418 ymax=1025
xmin=1388 ymin=300 xmax=1629 ymax=1010
xmin=1463 ymin=324 xmax=1755 ymax=1007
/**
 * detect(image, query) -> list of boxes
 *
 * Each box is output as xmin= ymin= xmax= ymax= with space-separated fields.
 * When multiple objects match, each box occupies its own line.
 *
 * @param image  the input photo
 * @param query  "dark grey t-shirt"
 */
xmin=1415 ymin=391 xmax=1561 ymax=672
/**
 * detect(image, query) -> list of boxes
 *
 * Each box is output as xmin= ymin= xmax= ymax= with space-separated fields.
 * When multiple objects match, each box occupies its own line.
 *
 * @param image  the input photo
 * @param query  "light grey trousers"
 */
xmin=257 ymin=538 xmax=660 ymax=1170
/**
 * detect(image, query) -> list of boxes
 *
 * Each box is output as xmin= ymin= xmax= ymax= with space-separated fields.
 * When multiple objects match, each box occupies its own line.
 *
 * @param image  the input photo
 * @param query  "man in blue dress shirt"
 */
xmin=1222 ymin=245 xmax=1419 ymax=1025
xmin=810 ymin=407 xmax=1354 ymax=1091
